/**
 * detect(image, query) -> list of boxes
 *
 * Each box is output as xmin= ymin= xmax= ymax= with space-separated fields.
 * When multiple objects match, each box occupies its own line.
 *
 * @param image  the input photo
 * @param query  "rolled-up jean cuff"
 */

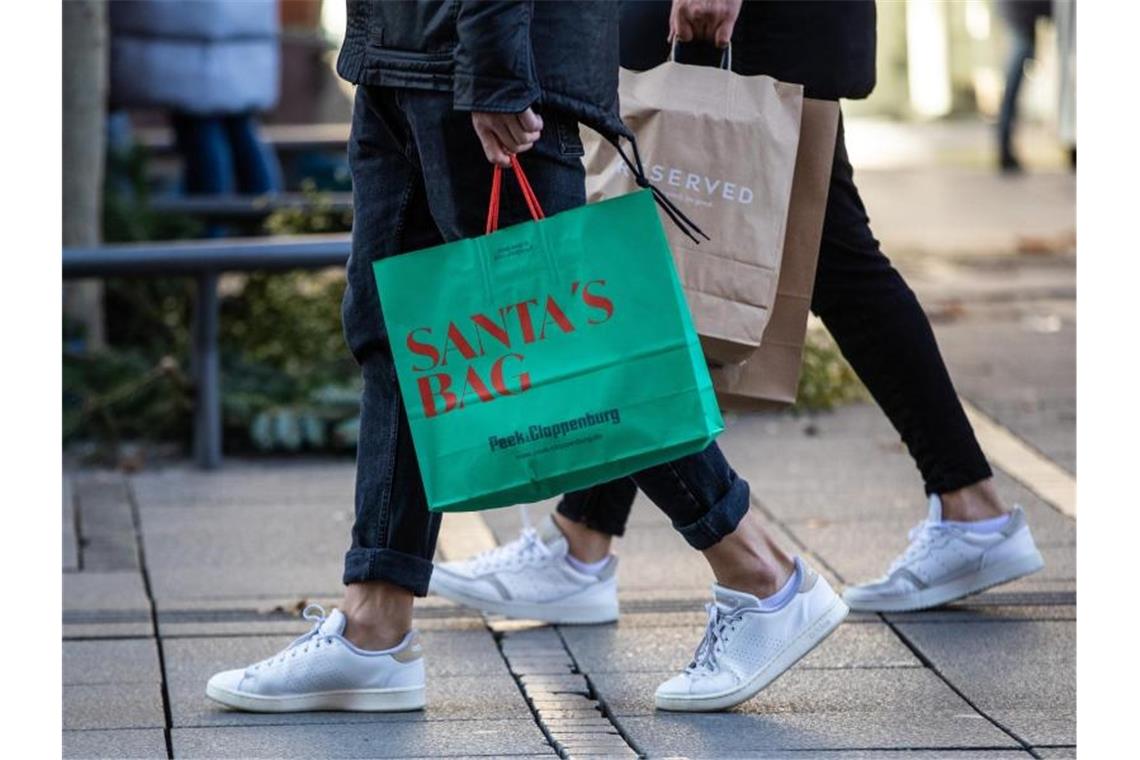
xmin=673 ymin=477 xmax=750 ymax=550
xmin=343 ymin=547 xmax=435 ymax=597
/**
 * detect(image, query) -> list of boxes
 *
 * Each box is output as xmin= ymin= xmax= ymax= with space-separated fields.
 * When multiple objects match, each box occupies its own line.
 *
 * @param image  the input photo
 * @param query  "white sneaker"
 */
xmin=655 ymin=558 xmax=848 ymax=712
xmin=842 ymin=496 xmax=1046 ymax=613
xmin=429 ymin=515 xmax=619 ymax=624
xmin=206 ymin=605 xmax=426 ymax=712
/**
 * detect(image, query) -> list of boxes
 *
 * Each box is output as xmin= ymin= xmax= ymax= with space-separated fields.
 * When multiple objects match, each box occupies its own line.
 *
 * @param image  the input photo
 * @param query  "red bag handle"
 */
xmin=485 ymin=155 xmax=546 ymax=234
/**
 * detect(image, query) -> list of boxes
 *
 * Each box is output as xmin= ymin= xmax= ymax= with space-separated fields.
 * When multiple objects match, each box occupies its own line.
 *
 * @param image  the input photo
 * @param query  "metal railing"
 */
xmin=62 ymin=234 xmax=352 ymax=469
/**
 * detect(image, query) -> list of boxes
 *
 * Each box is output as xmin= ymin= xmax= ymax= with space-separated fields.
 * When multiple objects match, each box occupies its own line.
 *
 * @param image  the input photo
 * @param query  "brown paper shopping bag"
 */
xmin=712 ymin=98 xmax=840 ymax=409
xmin=583 ymin=61 xmax=803 ymax=365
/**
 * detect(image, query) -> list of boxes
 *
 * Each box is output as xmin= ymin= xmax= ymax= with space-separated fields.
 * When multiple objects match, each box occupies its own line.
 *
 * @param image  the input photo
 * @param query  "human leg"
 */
xmin=553 ymin=478 xmax=637 ymax=558
xmin=998 ymin=20 xmax=1036 ymax=171
xmin=812 ymin=114 xmax=994 ymax=500
xmin=206 ymin=87 xmax=444 ymax=712
xmin=809 ymin=115 xmax=1044 ymax=609
xmin=223 ymin=113 xmax=284 ymax=194
xmin=171 ymin=113 xmax=234 ymax=195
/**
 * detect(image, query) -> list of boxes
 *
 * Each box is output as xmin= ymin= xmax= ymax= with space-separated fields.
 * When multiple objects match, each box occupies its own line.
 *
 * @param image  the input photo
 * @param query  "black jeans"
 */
xmin=171 ymin=112 xmax=283 ymax=195
xmin=341 ymin=86 xmax=751 ymax=595
xmin=997 ymin=15 xmax=1036 ymax=162
xmin=558 ymin=61 xmax=992 ymax=538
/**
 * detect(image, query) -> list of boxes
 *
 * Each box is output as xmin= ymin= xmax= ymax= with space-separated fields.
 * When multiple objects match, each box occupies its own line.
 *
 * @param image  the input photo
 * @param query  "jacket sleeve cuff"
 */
xmin=453 ymin=73 xmax=541 ymax=113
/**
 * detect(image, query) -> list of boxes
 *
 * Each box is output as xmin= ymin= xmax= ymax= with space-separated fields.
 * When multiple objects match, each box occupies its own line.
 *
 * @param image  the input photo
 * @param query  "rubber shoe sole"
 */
xmin=205 ymin=682 xmax=426 ymax=713
xmin=844 ymin=550 xmax=1046 ymax=613
xmin=430 ymin=576 xmax=619 ymax=625
xmin=654 ymin=595 xmax=849 ymax=712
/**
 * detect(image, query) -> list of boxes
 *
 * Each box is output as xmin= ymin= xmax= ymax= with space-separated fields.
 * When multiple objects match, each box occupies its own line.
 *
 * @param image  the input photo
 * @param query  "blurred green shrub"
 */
xmin=794 ymin=327 xmax=867 ymax=411
xmin=66 ymin=152 xmax=361 ymax=457
xmin=103 ymin=144 xmax=202 ymax=245
xmin=65 ymin=268 xmax=362 ymax=454
xmin=264 ymin=179 xmax=353 ymax=235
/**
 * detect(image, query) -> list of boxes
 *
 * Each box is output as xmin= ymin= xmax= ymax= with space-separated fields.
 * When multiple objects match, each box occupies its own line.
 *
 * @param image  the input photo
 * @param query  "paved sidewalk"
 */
xmin=63 ymin=118 xmax=1076 ymax=758
xmin=62 ymin=249 xmax=1075 ymax=759
xmin=845 ymin=117 xmax=1075 ymax=259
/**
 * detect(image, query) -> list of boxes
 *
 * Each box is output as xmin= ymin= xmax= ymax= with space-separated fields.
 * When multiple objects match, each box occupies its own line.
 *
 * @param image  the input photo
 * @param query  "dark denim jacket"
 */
xmin=336 ymin=0 xmax=632 ymax=141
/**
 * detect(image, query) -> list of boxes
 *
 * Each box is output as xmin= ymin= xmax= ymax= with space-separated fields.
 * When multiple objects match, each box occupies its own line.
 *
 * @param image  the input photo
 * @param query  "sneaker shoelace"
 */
xmin=686 ymin=602 xmax=744 ymax=675
xmin=248 ymin=603 xmax=333 ymax=673
xmin=888 ymin=520 xmax=953 ymax=576
xmin=467 ymin=528 xmax=553 ymax=574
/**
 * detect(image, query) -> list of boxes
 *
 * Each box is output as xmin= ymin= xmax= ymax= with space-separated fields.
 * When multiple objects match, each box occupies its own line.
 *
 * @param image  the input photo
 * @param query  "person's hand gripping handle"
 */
xmin=472 ymin=108 xmax=544 ymax=167
xmin=669 ymin=0 xmax=742 ymax=48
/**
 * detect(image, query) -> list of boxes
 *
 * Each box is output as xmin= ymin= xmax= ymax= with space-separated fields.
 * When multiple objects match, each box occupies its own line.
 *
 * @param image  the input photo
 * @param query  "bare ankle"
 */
xmin=940 ymin=479 xmax=1007 ymax=522
xmin=703 ymin=509 xmax=795 ymax=599
xmin=341 ymin=580 xmax=413 ymax=651
xmin=552 ymin=512 xmax=613 ymax=563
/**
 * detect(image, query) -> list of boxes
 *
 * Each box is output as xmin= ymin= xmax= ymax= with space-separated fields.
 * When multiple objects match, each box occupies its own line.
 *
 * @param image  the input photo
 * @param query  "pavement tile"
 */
xmin=616 ymin=712 xmax=1018 ymax=754
xmin=985 ymin=711 xmax=1075 ymax=748
xmin=131 ymin=461 xmax=356 ymax=511
xmin=63 ymin=640 xmax=162 ymax=685
xmin=62 ymin=728 xmax=167 ymax=759
xmin=63 ymin=572 xmax=154 ymax=639
xmin=139 ymin=502 xmax=347 ymax=602
xmin=931 ymin=299 xmax=1075 ymax=473
xmin=64 ymin=477 xmax=80 ymax=572
xmin=894 ymin=620 xmax=1075 ymax=746
xmin=162 ymin=633 xmax=525 ymax=728
xmin=520 ymin=674 xmax=590 ymax=693
xmin=1033 ymin=747 xmax=1077 ymax=759
xmin=883 ymin=604 xmax=1075 ymax=624
xmin=64 ymin=620 xmax=156 ymax=640
xmin=554 ymin=745 xmax=631 ymax=756
xmin=562 ymin=621 xmax=918 ymax=675
xmin=531 ymin=697 xmax=598 ymax=710
xmin=170 ymin=720 xmax=554 ymax=758
xmin=612 ymin=526 xmax=715 ymax=593
xmin=591 ymin=667 xmax=992 ymax=719
xmin=64 ymin=572 xmax=150 ymax=612
xmin=64 ymin=536 xmax=80 ymax=573
xmin=541 ymin=719 xmax=616 ymax=729
xmin=63 ymin=683 xmax=166 ymax=730
xmin=507 ymin=660 xmax=577 ymax=676
xmin=719 ymin=406 xmax=928 ymax=521
xmin=534 ymin=710 xmax=608 ymax=721
xmin=639 ymin=747 xmax=1028 ymax=759
xmin=74 ymin=476 xmax=139 ymax=572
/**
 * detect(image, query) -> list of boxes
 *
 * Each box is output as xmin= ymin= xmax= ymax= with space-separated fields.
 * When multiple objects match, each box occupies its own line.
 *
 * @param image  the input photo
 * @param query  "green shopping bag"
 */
xmin=373 ymin=156 xmax=723 ymax=512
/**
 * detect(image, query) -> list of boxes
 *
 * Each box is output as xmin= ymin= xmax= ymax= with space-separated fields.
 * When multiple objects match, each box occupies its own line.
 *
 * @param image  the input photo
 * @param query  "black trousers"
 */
xmin=557 ymin=8 xmax=992 ymax=537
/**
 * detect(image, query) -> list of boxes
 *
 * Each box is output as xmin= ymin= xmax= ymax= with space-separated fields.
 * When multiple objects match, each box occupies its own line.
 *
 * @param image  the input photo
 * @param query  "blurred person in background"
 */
xmin=996 ymin=0 xmax=1053 ymax=173
xmin=1054 ymin=0 xmax=1076 ymax=169
xmin=109 ymin=0 xmax=284 ymax=195
xmin=433 ymin=0 xmax=1046 ymax=625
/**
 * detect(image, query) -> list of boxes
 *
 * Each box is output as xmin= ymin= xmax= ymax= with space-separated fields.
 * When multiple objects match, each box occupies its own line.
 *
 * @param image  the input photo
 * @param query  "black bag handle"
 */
xmin=607 ymin=134 xmax=711 ymax=245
